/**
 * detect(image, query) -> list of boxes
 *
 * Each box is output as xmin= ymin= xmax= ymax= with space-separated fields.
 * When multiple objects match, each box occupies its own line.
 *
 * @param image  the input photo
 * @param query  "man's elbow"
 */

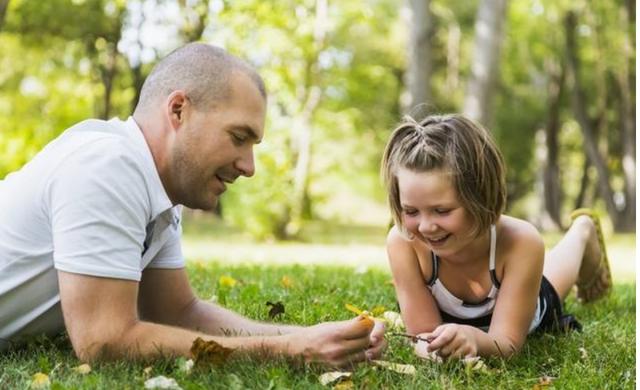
xmin=69 ymin=320 xmax=141 ymax=362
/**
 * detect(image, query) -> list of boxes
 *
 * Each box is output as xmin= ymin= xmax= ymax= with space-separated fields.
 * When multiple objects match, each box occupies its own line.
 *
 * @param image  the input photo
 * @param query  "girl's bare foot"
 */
xmin=572 ymin=215 xmax=612 ymax=303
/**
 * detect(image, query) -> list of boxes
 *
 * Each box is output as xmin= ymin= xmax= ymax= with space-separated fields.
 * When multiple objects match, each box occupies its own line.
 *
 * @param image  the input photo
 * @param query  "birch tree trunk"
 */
xmin=463 ymin=0 xmax=508 ymax=126
xmin=285 ymin=0 xmax=327 ymax=238
xmin=406 ymin=0 xmax=434 ymax=111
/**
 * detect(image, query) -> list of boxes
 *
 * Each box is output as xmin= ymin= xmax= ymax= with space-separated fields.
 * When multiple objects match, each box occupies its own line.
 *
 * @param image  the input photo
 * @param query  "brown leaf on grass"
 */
xmin=266 ymin=301 xmax=285 ymax=318
xmin=190 ymin=337 xmax=235 ymax=366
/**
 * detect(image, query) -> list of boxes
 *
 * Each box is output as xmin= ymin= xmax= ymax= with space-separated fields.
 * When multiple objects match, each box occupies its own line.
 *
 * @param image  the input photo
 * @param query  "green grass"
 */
xmin=1 ymin=218 xmax=635 ymax=388
xmin=0 ymin=262 xmax=635 ymax=389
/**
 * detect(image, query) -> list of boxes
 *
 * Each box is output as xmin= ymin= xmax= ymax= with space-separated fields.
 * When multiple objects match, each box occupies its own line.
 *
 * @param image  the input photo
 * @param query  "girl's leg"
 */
xmin=543 ymin=215 xmax=604 ymax=301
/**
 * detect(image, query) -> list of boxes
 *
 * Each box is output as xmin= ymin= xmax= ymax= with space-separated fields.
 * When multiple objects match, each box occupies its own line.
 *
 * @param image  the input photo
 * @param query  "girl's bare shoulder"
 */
xmin=497 ymin=215 xmax=544 ymax=257
xmin=498 ymin=215 xmax=542 ymax=241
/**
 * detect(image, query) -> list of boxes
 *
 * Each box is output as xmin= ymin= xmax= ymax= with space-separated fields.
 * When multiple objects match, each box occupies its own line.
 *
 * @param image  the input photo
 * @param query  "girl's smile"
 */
xmin=397 ymin=167 xmax=478 ymax=258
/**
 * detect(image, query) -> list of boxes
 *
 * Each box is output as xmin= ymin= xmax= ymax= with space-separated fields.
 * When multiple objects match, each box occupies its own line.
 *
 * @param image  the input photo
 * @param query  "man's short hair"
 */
xmin=135 ymin=43 xmax=266 ymax=111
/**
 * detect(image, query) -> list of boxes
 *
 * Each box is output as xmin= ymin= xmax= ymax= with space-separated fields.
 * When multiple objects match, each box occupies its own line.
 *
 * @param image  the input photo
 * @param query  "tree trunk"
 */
xmin=406 ymin=0 xmax=434 ymax=111
xmin=542 ymin=60 xmax=566 ymax=229
xmin=445 ymin=21 xmax=461 ymax=93
xmin=462 ymin=0 xmax=508 ymax=126
xmin=564 ymin=11 xmax=629 ymax=231
xmin=285 ymin=0 xmax=327 ymax=238
xmin=0 ymin=0 xmax=9 ymax=31
xmin=574 ymin=158 xmax=591 ymax=210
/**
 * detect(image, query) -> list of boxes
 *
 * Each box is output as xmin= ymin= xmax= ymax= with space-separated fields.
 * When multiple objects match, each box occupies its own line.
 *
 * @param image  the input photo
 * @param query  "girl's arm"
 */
xmin=484 ymin=220 xmax=545 ymax=356
xmin=386 ymin=226 xmax=442 ymax=334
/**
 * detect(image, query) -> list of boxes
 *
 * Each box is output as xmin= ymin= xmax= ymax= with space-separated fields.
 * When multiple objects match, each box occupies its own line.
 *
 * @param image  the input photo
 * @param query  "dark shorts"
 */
xmin=535 ymin=276 xmax=582 ymax=332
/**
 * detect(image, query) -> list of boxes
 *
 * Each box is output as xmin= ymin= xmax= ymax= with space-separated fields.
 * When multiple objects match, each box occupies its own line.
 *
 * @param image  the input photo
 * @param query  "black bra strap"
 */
xmin=490 ymin=269 xmax=501 ymax=289
xmin=426 ymin=252 xmax=438 ymax=286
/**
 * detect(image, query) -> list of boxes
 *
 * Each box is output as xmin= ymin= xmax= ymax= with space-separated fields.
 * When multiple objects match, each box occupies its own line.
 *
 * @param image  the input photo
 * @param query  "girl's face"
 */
xmin=397 ymin=167 xmax=476 ymax=258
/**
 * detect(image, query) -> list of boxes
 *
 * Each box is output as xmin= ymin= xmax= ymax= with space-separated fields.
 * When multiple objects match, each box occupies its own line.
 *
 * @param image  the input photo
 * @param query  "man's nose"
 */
xmin=236 ymin=148 xmax=255 ymax=177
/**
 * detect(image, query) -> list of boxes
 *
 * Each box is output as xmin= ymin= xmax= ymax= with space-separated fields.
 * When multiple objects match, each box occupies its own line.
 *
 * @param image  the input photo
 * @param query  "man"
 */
xmin=0 ymin=43 xmax=385 ymax=366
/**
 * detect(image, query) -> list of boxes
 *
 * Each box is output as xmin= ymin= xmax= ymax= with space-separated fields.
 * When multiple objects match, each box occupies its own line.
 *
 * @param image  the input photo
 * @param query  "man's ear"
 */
xmin=166 ymin=91 xmax=189 ymax=130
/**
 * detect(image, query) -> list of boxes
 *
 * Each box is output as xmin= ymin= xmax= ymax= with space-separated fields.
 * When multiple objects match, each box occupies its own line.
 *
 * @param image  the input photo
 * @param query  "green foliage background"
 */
xmin=0 ymin=0 xmax=634 ymax=238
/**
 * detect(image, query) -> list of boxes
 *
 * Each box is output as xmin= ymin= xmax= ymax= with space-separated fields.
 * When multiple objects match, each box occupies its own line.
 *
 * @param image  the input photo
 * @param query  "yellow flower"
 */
xmin=280 ymin=275 xmax=293 ymax=288
xmin=218 ymin=275 xmax=238 ymax=288
xmin=30 ymin=372 xmax=50 ymax=389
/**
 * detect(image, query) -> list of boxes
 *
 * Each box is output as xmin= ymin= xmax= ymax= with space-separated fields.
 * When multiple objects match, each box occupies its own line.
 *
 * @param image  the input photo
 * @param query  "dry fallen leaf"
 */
xmin=30 ymin=372 xmax=50 ymax=389
xmin=318 ymin=371 xmax=352 ymax=386
xmin=414 ymin=339 xmax=443 ymax=363
xmin=143 ymin=366 xmax=153 ymax=376
xmin=266 ymin=301 xmax=285 ymax=319
xmin=280 ymin=275 xmax=293 ymax=288
xmin=144 ymin=375 xmax=182 ymax=390
xmin=73 ymin=364 xmax=92 ymax=375
xmin=190 ymin=337 xmax=235 ymax=366
xmin=218 ymin=275 xmax=238 ymax=288
xmin=372 ymin=360 xmax=416 ymax=375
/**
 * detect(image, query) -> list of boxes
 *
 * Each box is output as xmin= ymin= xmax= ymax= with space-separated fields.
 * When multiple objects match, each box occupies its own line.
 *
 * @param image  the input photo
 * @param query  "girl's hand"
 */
xmin=425 ymin=324 xmax=478 ymax=359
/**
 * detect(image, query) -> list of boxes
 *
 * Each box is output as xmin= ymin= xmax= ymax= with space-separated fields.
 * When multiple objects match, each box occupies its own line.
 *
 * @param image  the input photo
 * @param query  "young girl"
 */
xmin=381 ymin=113 xmax=612 ymax=359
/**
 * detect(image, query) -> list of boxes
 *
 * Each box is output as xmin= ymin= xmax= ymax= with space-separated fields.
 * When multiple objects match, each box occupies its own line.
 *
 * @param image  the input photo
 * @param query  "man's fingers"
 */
xmin=342 ymin=316 xmax=374 ymax=340
xmin=369 ymin=320 xmax=385 ymax=344
xmin=365 ymin=338 xmax=387 ymax=360
xmin=335 ymin=350 xmax=368 ymax=368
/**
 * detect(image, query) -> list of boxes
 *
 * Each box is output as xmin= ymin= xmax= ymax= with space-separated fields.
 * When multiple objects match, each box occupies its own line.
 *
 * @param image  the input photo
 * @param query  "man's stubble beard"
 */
xmin=172 ymin=144 xmax=218 ymax=211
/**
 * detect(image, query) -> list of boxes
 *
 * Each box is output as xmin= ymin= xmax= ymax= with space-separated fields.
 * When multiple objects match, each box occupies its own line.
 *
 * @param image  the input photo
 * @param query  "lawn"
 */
xmin=0 ymin=217 xmax=635 ymax=389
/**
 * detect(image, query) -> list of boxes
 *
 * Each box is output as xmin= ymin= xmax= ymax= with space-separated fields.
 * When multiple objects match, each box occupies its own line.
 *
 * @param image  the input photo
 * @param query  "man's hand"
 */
xmin=285 ymin=316 xmax=385 ymax=367
xmin=422 ymin=323 xmax=478 ymax=359
xmin=366 ymin=319 xmax=387 ymax=360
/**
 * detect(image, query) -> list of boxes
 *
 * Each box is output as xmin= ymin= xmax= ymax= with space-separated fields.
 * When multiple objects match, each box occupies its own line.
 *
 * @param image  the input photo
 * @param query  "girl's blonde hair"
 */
xmin=381 ymin=114 xmax=506 ymax=237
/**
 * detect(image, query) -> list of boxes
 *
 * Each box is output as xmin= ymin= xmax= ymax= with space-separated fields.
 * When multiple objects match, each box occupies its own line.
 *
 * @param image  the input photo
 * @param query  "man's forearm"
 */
xmin=85 ymin=319 xmax=293 ymax=362
xmin=176 ymin=299 xmax=303 ymax=336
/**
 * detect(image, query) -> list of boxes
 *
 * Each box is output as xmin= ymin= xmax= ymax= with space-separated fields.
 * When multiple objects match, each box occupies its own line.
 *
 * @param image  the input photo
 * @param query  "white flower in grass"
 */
xmin=144 ymin=375 xmax=182 ymax=390
xmin=382 ymin=311 xmax=405 ymax=331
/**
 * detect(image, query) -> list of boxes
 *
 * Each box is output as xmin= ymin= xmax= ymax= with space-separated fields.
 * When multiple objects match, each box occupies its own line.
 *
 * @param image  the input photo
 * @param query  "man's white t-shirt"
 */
xmin=0 ymin=117 xmax=185 ymax=350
